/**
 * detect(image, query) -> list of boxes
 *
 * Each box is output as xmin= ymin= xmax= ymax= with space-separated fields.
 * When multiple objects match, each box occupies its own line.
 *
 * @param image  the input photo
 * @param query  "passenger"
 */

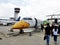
xmin=58 ymin=25 xmax=60 ymax=34
xmin=41 ymin=24 xmax=44 ymax=32
xmin=44 ymin=23 xmax=51 ymax=45
xmin=52 ymin=26 xmax=58 ymax=44
xmin=50 ymin=24 xmax=54 ymax=36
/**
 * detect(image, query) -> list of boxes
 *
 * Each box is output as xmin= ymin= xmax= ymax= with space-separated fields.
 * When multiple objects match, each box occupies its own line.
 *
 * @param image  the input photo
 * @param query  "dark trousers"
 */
xmin=46 ymin=35 xmax=50 ymax=45
xmin=54 ymin=35 xmax=57 ymax=42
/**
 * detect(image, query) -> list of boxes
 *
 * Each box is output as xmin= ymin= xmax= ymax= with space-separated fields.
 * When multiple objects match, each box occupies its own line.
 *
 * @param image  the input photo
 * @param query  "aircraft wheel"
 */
xmin=19 ymin=29 xmax=24 ymax=34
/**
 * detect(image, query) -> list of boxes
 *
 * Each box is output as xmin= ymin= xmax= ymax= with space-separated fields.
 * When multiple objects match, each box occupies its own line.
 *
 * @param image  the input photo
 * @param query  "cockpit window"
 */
xmin=22 ymin=18 xmax=32 ymax=20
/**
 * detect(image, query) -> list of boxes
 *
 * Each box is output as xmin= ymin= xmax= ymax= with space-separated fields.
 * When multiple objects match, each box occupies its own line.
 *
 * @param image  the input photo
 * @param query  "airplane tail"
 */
xmin=16 ymin=17 xmax=21 ymax=21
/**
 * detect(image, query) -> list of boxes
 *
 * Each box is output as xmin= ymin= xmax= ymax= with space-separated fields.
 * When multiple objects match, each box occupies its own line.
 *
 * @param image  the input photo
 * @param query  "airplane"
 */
xmin=46 ymin=14 xmax=60 ymax=20
xmin=46 ymin=14 xmax=60 ymax=24
xmin=0 ymin=8 xmax=20 ymax=26
xmin=0 ymin=16 xmax=21 ymax=26
xmin=10 ymin=17 xmax=43 ymax=34
xmin=20 ymin=17 xmax=42 ymax=28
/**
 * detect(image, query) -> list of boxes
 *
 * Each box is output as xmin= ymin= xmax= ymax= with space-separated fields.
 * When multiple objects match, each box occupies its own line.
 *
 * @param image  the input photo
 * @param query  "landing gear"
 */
xmin=19 ymin=29 xmax=24 ymax=34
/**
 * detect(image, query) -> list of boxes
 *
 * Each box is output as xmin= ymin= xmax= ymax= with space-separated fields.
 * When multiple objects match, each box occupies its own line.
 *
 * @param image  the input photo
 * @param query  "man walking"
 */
xmin=45 ymin=23 xmax=51 ymax=45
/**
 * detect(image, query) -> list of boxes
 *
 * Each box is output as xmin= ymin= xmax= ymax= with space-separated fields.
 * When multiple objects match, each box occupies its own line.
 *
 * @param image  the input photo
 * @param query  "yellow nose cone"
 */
xmin=12 ymin=21 xmax=30 ymax=29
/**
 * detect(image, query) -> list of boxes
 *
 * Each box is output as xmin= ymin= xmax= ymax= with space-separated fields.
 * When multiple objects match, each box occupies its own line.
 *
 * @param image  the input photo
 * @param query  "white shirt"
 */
xmin=53 ymin=28 xmax=58 ymax=35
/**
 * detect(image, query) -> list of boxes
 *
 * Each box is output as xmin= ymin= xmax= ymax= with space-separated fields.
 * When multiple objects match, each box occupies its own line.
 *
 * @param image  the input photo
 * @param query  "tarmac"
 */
xmin=0 ymin=26 xmax=60 ymax=45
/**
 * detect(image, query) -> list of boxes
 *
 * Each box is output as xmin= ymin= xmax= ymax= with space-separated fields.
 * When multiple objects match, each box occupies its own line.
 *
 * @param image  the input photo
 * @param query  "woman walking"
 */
xmin=52 ymin=26 xmax=58 ymax=44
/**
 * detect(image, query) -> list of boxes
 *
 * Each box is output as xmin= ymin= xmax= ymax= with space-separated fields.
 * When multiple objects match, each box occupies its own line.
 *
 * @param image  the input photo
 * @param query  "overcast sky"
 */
xmin=0 ymin=0 xmax=60 ymax=20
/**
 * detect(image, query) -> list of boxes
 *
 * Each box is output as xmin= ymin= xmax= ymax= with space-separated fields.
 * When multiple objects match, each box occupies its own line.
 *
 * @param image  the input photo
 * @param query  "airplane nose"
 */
xmin=12 ymin=21 xmax=30 ymax=29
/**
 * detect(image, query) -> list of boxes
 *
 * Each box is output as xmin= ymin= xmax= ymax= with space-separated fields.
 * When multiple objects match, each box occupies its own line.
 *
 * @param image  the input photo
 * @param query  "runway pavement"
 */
xmin=0 ymin=26 xmax=60 ymax=45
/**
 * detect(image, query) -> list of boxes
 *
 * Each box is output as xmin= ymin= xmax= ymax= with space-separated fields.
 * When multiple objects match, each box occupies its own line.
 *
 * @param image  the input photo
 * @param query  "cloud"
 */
xmin=0 ymin=3 xmax=18 ymax=19
xmin=0 ymin=0 xmax=60 ymax=20
xmin=0 ymin=0 xmax=9 ymax=3
xmin=8 ymin=0 xmax=29 ymax=6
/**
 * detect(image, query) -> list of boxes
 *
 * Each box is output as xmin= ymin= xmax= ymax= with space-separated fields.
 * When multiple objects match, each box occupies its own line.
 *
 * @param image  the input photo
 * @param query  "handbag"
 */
xmin=44 ymin=35 xmax=46 ymax=40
